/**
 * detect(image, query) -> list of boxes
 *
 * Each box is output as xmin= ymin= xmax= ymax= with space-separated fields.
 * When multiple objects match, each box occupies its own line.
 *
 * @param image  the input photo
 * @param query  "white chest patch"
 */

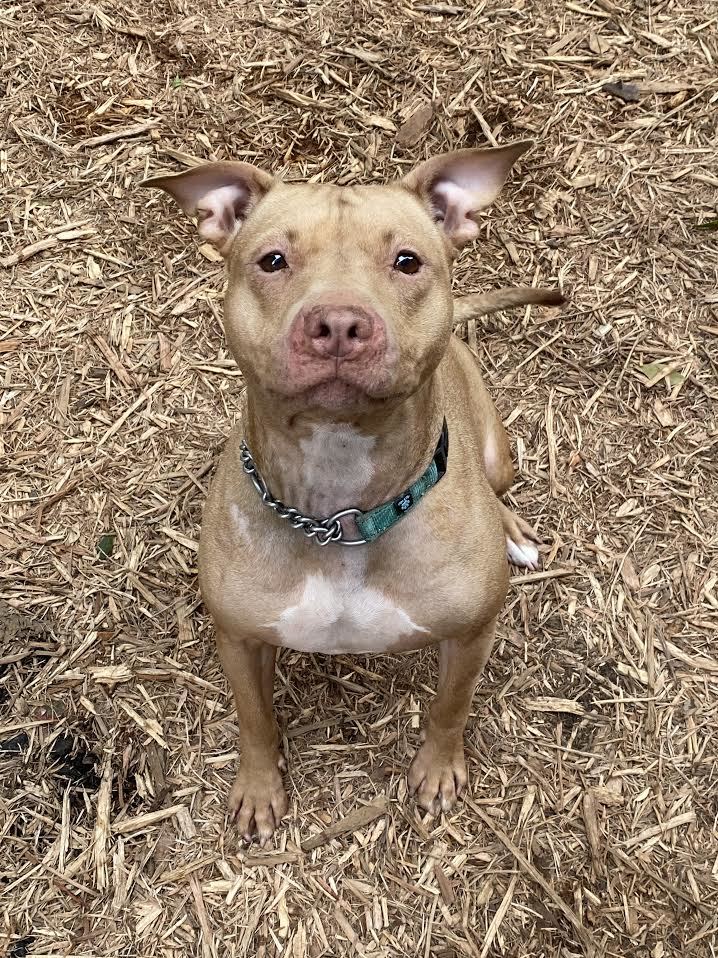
xmin=268 ymin=555 xmax=429 ymax=654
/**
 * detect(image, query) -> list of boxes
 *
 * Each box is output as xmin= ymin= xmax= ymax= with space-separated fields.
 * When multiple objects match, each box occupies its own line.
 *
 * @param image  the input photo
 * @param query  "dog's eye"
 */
xmin=258 ymin=251 xmax=288 ymax=272
xmin=393 ymin=250 xmax=422 ymax=274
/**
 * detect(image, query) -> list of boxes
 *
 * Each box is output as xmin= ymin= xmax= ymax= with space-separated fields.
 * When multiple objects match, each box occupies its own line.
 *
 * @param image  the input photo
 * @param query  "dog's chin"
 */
xmin=304 ymin=380 xmax=371 ymax=409
xmin=272 ymin=374 xmax=397 ymax=411
xmin=303 ymin=377 xmax=405 ymax=412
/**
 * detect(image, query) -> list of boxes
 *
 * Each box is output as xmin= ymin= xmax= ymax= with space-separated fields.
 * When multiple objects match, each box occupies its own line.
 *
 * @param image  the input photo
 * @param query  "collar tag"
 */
xmin=394 ymin=491 xmax=414 ymax=513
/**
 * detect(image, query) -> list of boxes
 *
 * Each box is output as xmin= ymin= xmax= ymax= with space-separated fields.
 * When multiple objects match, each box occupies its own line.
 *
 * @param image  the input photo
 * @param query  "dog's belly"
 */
xmin=267 ymin=571 xmax=430 ymax=654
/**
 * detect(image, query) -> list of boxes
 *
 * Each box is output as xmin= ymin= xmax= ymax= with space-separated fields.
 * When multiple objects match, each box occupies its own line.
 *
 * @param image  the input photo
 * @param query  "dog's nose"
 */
xmin=303 ymin=306 xmax=375 ymax=359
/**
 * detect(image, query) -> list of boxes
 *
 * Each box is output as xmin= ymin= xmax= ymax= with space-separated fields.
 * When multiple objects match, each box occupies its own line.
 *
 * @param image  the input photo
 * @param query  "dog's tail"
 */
xmin=453 ymin=287 xmax=565 ymax=322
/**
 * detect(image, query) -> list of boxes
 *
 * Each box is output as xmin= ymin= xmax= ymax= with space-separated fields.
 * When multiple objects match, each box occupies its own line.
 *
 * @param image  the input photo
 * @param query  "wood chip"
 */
xmin=396 ymin=101 xmax=436 ymax=147
xmin=77 ymin=120 xmax=159 ymax=148
xmin=112 ymin=805 xmax=193 ymax=836
xmin=623 ymin=811 xmax=697 ymax=849
xmin=524 ymin=697 xmax=586 ymax=715
xmin=302 ymin=795 xmax=389 ymax=851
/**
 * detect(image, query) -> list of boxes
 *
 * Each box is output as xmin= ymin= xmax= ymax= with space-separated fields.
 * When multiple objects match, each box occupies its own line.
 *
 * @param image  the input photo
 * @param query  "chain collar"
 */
xmin=239 ymin=419 xmax=449 ymax=547
xmin=239 ymin=442 xmax=367 ymax=545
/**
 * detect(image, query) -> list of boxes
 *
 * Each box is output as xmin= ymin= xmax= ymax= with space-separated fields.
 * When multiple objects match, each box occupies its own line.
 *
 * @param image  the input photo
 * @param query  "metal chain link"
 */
xmin=240 ymin=440 xmax=367 ymax=546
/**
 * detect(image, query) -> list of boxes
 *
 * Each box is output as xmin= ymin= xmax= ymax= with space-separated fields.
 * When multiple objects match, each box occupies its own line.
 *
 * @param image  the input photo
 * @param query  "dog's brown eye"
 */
xmin=258 ymin=251 xmax=288 ymax=272
xmin=394 ymin=250 xmax=422 ymax=274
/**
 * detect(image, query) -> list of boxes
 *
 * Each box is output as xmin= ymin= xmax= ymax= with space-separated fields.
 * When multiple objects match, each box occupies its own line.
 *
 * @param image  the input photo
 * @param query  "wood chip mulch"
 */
xmin=1 ymin=1 xmax=717 ymax=955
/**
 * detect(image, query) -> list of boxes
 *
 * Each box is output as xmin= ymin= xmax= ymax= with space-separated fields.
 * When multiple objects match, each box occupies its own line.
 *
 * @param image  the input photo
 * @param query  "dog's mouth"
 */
xmin=274 ymin=350 xmax=397 ymax=407
xmin=287 ymin=367 xmax=394 ymax=407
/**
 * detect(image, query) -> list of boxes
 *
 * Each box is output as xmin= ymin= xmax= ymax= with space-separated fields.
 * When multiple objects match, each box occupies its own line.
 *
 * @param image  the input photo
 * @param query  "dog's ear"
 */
xmin=404 ymin=141 xmax=532 ymax=249
xmin=141 ymin=162 xmax=274 ymax=256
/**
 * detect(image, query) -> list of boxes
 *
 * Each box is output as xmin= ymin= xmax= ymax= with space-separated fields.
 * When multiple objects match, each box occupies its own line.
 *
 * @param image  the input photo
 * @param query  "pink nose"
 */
xmin=303 ymin=305 xmax=375 ymax=359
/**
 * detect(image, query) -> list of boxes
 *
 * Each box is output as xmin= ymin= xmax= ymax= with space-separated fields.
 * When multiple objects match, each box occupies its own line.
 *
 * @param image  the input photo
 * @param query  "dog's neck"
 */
xmin=242 ymin=380 xmax=444 ymax=520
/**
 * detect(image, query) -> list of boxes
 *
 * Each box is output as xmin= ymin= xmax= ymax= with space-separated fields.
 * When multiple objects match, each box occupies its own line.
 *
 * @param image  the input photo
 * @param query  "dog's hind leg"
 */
xmin=467 ymin=353 xmax=542 ymax=570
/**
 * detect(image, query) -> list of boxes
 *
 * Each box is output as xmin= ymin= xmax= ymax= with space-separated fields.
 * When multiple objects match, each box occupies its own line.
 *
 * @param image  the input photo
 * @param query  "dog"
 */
xmin=142 ymin=141 xmax=561 ymax=843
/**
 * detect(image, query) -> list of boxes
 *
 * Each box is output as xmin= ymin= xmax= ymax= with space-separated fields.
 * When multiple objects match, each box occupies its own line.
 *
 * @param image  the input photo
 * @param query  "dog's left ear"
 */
xmin=404 ymin=141 xmax=532 ymax=249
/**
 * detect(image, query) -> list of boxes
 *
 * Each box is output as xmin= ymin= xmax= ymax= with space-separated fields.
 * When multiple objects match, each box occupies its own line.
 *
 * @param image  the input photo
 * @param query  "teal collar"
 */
xmin=239 ymin=419 xmax=449 ymax=547
xmin=355 ymin=419 xmax=448 ymax=542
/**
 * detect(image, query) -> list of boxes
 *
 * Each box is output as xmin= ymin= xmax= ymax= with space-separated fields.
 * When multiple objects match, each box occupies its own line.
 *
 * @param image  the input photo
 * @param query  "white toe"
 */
xmin=506 ymin=537 xmax=540 ymax=570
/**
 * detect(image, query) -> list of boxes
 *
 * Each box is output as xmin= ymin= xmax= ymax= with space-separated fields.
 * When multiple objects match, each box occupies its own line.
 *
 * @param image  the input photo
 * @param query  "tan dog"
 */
xmin=143 ymin=143 xmax=560 ymax=843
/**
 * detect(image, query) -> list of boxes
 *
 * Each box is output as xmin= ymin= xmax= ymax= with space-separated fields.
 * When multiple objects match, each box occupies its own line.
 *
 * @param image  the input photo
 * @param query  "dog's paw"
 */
xmin=499 ymin=505 xmax=542 ymax=570
xmin=228 ymin=764 xmax=288 ymax=845
xmin=506 ymin=535 xmax=540 ymax=570
xmin=408 ymin=740 xmax=467 ymax=814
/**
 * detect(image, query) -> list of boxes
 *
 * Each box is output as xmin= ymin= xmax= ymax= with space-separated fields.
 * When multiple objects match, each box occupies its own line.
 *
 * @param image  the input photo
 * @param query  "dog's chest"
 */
xmin=267 ymin=554 xmax=429 ymax=654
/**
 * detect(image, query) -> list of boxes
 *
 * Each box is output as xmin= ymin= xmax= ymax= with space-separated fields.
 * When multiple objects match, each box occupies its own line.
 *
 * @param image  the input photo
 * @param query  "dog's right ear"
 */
xmin=140 ymin=162 xmax=274 ymax=257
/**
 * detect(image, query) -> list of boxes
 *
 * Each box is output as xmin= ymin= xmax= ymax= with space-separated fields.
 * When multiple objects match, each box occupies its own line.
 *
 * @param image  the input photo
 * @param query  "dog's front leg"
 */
xmin=216 ymin=631 xmax=287 ymax=843
xmin=408 ymin=619 xmax=497 ymax=814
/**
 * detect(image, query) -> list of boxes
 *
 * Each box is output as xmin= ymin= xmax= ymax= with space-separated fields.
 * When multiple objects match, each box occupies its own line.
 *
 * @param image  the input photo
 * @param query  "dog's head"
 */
xmin=142 ymin=143 xmax=530 ymax=414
